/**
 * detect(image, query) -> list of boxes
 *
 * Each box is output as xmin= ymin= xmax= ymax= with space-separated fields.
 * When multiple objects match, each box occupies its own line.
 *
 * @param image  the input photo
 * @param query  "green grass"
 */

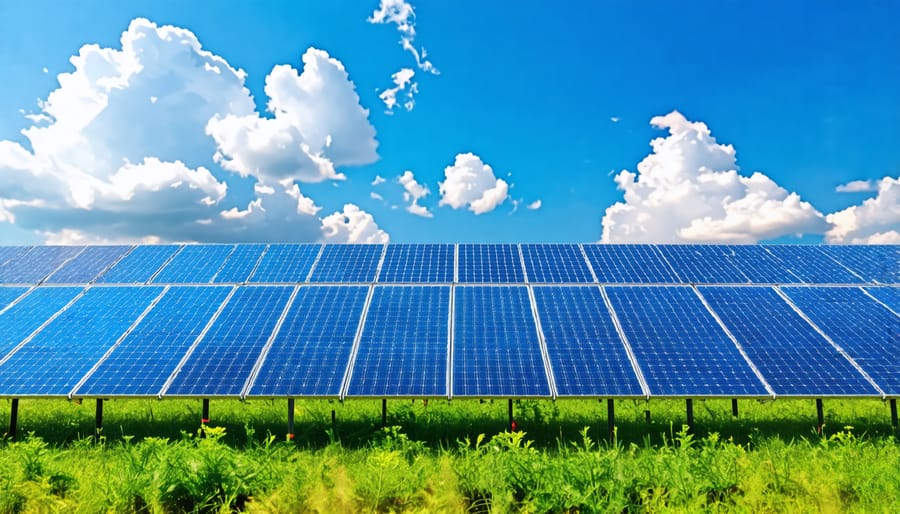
xmin=0 ymin=398 xmax=898 ymax=512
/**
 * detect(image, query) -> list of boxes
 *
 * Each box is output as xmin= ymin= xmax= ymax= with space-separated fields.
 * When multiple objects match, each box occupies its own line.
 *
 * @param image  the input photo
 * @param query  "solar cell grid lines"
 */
xmin=605 ymin=286 xmax=769 ymax=397
xmin=532 ymin=286 xmax=643 ymax=397
xmin=457 ymin=244 xmax=525 ymax=283
xmin=44 ymin=246 xmax=131 ymax=284
xmin=864 ymin=287 xmax=899 ymax=313
xmin=248 ymin=244 xmax=320 ymax=283
xmin=377 ymin=244 xmax=454 ymax=283
xmin=764 ymin=245 xmax=864 ymax=284
xmin=0 ymin=287 xmax=29 ymax=312
xmin=347 ymin=286 xmax=450 ymax=397
xmin=819 ymin=245 xmax=899 ymax=284
xmin=248 ymin=285 xmax=369 ymax=397
xmin=152 ymin=245 xmax=234 ymax=284
xmin=698 ymin=286 xmax=877 ymax=396
xmin=721 ymin=245 xmax=802 ymax=284
xmin=95 ymin=245 xmax=181 ymax=284
xmin=0 ymin=245 xmax=84 ymax=284
xmin=0 ymin=287 xmax=83 ymax=361
xmin=309 ymin=244 xmax=384 ymax=283
xmin=582 ymin=244 xmax=680 ymax=283
xmin=521 ymin=244 xmax=594 ymax=283
xmin=74 ymin=286 xmax=233 ymax=397
xmin=656 ymin=245 xmax=749 ymax=284
xmin=212 ymin=244 xmax=266 ymax=283
xmin=0 ymin=247 xmax=30 ymax=267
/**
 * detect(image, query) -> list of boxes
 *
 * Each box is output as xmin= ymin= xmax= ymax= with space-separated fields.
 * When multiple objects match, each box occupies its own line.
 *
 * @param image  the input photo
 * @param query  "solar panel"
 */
xmin=0 ymin=287 xmax=83 ymax=359
xmin=249 ymin=285 xmax=369 ymax=397
xmin=819 ymin=245 xmax=899 ymax=284
xmin=377 ymin=244 xmax=454 ymax=283
xmin=0 ymin=286 xmax=162 ymax=396
xmin=248 ymin=244 xmax=320 ymax=283
xmin=0 ymin=247 xmax=30 ymax=267
xmin=309 ymin=244 xmax=383 ymax=283
xmin=44 ymin=246 xmax=131 ymax=284
xmin=605 ymin=286 xmax=768 ymax=396
xmin=532 ymin=286 xmax=643 ymax=396
xmin=656 ymin=245 xmax=749 ymax=284
xmin=212 ymin=244 xmax=266 ymax=283
xmin=347 ymin=286 xmax=449 ymax=397
xmin=723 ymin=245 xmax=802 ymax=284
xmin=457 ymin=244 xmax=525 ymax=283
xmin=699 ymin=286 xmax=877 ymax=396
xmin=582 ymin=245 xmax=680 ymax=283
xmin=452 ymin=286 xmax=550 ymax=397
xmin=0 ymin=287 xmax=29 ymax=311
xmin=95 ymin=245 xmax=181 ymax=283
xmin=782 ymin=287 xmax=900 ymax=396
xmin=152 ymin=245 xmax=234 ymax=284
xmin=73 ymin=286 xmax=232 ymax=397
xmin=163 ymin=286 xmax=294 ymax=396
xmin=763 ymin=246 xmax=864 ymax=284
xmin=0 ymin=246 xmax=84 ymax=284
xmin=865 ymin=287 xmax=899 ymax=313
xmin=521 ymin=244 xmax=593 ymax=283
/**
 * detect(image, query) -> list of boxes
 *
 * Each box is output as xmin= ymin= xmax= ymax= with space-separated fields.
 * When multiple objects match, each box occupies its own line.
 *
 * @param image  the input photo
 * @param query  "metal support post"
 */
xmin=607 ymin=399 xmax=615 ymax=443
xmin=201 ymin=398 xmax=210 ymax=438
xmin=686 ymin=399 xmax=694 ymax=433
xmin=816 ymin=398 xmax=824 ymax=433
xmin=508 ymin=399 xmax=514 ymax=431
xmin=732 ymin=398 xmax=739 ymax=417
xmin=889 ymin=399 xmax=897 ymax=429
xmin=287 ymin=399 xmax=295 ymax=441
xmin=8 ymin=399 xmax=18 ymax=441
xmin=381 ymin=398 xmax=387 ymax=428
xmin=95 ymin=399 xmax=104 ymax=442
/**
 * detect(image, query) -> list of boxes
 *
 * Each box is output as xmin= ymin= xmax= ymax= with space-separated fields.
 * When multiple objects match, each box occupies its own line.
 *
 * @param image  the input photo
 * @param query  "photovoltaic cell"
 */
xmin=0 ymin=247 xmax=31 ymax=267
xmin=532 ymin=286 xmax=643 ymax=396
xmin=656 ymin=245 xmax=749 ymax=284
xmin=348 ymin=286 xmax=449 ymax=397
xmin=44 ymin=246 xmax=131 ymax=284
xmin=96 ymin=245 xmax=181 ymax=283
xmin=74 ymin=286 xmax=232 ymax=396
xmin=377 ymin=244 xmax=454 ymax=283
xmin=699 ymin=286 xmax=876 ymax=396
xmin=164 ymin=286 xmax=294 ymax=396
xmin=452 ymin=286 xmax=550 ymax=397
xmin=582 ymin=245 xmax=680 ymax=283
xmin=0 ymin=287 xmax=82 ymax=359
xmin=864 ymin=287 xmax=899 ymax=313
xmin=0 ymin=288 xmax=28 ymax=311
xmin=521 ymin=244 xmax=593 ymax=283
xmin=309 ymin=244 xmax=383 ymax=283
xmin=248 ymin=244 xmax=320 ymax=283
xmin=724 ymin=245 xmax=802 ymax=284
xmin=782 ymin=287 xmax=900 ymax=395
xmin=763 ymin=246 xmax=863 ymax=284
xmin=213 ymin=244 xmax=266 ymax=283
xmin=0 ymin=246 xmax=84 ymax=284
xmin=0 ymin=286 xmax=162 ymax=396
xmin=152 ymin=245 xmax=234 ymax=284
xmin=819 ymin=245 xmax=899 ymax=284
xmin=605 ymin=286 xmax=768 ymax=396
xmin=249 ymin=285 xmax=368 ymax=397
xmin=457 ymin=244 xmax=524 ymax=283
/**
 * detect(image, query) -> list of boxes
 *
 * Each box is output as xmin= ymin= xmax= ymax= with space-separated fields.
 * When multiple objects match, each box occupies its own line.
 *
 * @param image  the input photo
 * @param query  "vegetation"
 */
xmin=0 ymin=398 xmax=897 ymax=513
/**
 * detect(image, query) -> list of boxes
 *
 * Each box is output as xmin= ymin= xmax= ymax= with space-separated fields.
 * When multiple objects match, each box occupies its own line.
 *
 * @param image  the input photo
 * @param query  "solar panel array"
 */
xmin=0 ymin=244 xmax=896 ymax=400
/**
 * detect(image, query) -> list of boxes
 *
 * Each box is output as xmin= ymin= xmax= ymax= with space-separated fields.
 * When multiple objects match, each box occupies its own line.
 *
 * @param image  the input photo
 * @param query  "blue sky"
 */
xmin=0 ymin=1 xmax=897 ymax=244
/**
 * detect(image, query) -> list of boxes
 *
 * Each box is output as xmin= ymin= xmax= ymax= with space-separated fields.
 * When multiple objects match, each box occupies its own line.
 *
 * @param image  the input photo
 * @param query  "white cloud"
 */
xmin=438 ymin=153 xmax=509 ymax=214
xmin=370 ymin=191 xmax=384 ymax=201
xmin=825 ymin=176 xmax=900 ymax=243
xmin=397 ymin=170 xmax=432 ymax=217
xmin=321 ymin=204 xmax=389 ymax=243
xmin=835 ymin=179 xmax=878 ymax=193
xmin=610 ymin=116 xmax=620 ymax=123
xmin=527 ymin=200 xmax=542 ymax=210
xmin=371 ymin=175 xmax=386 ymax=186
xmin=600 ymin=111 xmax=828 ymax=243
xmin=379 ymin=68 xmax=416 ymax=113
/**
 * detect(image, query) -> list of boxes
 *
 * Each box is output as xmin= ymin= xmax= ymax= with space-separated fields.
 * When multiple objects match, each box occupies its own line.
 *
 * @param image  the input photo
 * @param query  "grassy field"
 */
xmin=0 ymin=397 xmax=898 ymax=512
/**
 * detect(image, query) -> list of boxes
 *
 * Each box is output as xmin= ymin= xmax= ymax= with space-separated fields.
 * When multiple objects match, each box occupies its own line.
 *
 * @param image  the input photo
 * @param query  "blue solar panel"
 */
xmin=452 ymin=286 xmax=550 ymax=396
xmin=724 ymin=245 xmax=802 ymax=284
xmin=521 ymin=244 xmax=593 ymax=283
xmin=782 ymin=287 xmax=900 ymax=396
xmin=0 ymin=246 xmax=84 ymax=284
xmin=249 ymin=286 xmax=369 ymax=397
xmin=248 ymin=244 xmax=320 ymax=283
xmin=457 ymin=244 xmax=524 ymax=283
xmin=212 ymin=244 xmax=266 ymax=283
xmin=865 ymin=287 xmax=899 ymax=313
xmin=377 ymin=244 xmax=454 ymax=283
xmin=0 ymin=247 xmax=31 ymax=267
xmin=0 ymin=287 xmax=83 ymax=360
xmin=152 ymin=245 xmax=234 ymax=284
xmin=0 ymin=286 xmax=162 ymax=396
xmin=605 ymin=286 xmax=768 ymax=396
xmin=309 ymin=244 xmax=384 ymax=282
xmin=582 ymin=245 xmax=680 ymax=283
xmin=44 ymin=246 xmax=131 ymax=284
xmin=763 ymin=246 xmax=864 ymax=284
xmin=532 ymin=286 xmax=643 ymax=397
xmin=656 ymin=245 xmax=749 ymax=284
xmin=164 ymin=286 xmax=294 ymax=396
xmin=0 ymin=287 xmax=29 ymax=311
xmin=347 ymin=286 xmax=449 ymax=397
xmin=74 ymin=286 xmax=232 ymax=396
xmin=819 ymin=245 xmax=899 ymax=284
xmin=700 ymin=286 xmax=876 ymax=396
xmin=95 ymin=245 xmax=180 ymax=283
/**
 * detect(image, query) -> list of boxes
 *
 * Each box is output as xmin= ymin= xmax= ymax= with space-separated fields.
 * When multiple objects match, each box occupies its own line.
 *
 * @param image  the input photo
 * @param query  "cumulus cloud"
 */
xmin=825 ymin=176 xmax=900 ymax=243
xmin=371 ymin=175 xmax=386 ymax=186
xmin=600 ymin=111 xmax=828 ymax=243
xmin=397 ymin=170 xmax=432 ymax=217
xmin=378 ymin=68 xmax=416 ymax=113
xmin=321 ymin=204 xmax=389 ymax=243
xmin=527 ymin=200 xmax=542 ymax=210
xmin=438 ymin=153 xmax=509 ymax=214
xmin=835 ymin=179 xmax=878 ymax=193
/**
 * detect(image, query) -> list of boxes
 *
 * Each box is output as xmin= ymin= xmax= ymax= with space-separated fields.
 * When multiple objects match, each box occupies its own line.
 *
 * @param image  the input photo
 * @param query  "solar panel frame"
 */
xmin=212 ymin=244 xmax=267 ymax=283
xmin=44 ymin=246 xmax=132 ymax=284
xmin=457 ymin=244 xmax=525 ymax=283
xmin=151 ymin=245 xmax=235 ymax=284
xmin=0 ymin=287 xmax=85 ymax=362
xmin=0 ymin=247 xmax=31 ymax=267
xmin=95 ymin=245 xmax=182 ymax=284
xmin=582 ymin=244 xmax=681 ymax=284
xmin=818 ymin=245 xmax=899 ymax=284
xmin=723 ymin=245 xmax=803 ymax=284
xmin=247 ymin=244 xmax=321 ymax=283
xmin=0 ymin=246 xmax=85 ymax=284
xmin=864 ymin=287 xmax=899 ymax=313
xmin=763 ymin=246 xmax=864 ymax=284
xmin=0 ymin=287 xmax=29 ymax=312
xmin=656 ymin=245 xmax=750 ymax=284
xmin=521 ymin=244 xmax=594 ymax=283
xmin=376 ymin=244 xmax=454 ymax=283
xmin=308 ymin=244 xmax=385 ymax=283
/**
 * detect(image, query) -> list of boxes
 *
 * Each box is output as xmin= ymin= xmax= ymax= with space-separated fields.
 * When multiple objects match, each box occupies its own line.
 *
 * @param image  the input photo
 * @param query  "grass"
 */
xmin=0 ymin=397 xmax=897 ymax=512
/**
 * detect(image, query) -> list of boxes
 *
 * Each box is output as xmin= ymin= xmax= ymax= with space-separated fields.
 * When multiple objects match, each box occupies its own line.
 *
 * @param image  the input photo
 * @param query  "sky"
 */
xmin=0 ymin=0 xmax=897 ymax=245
